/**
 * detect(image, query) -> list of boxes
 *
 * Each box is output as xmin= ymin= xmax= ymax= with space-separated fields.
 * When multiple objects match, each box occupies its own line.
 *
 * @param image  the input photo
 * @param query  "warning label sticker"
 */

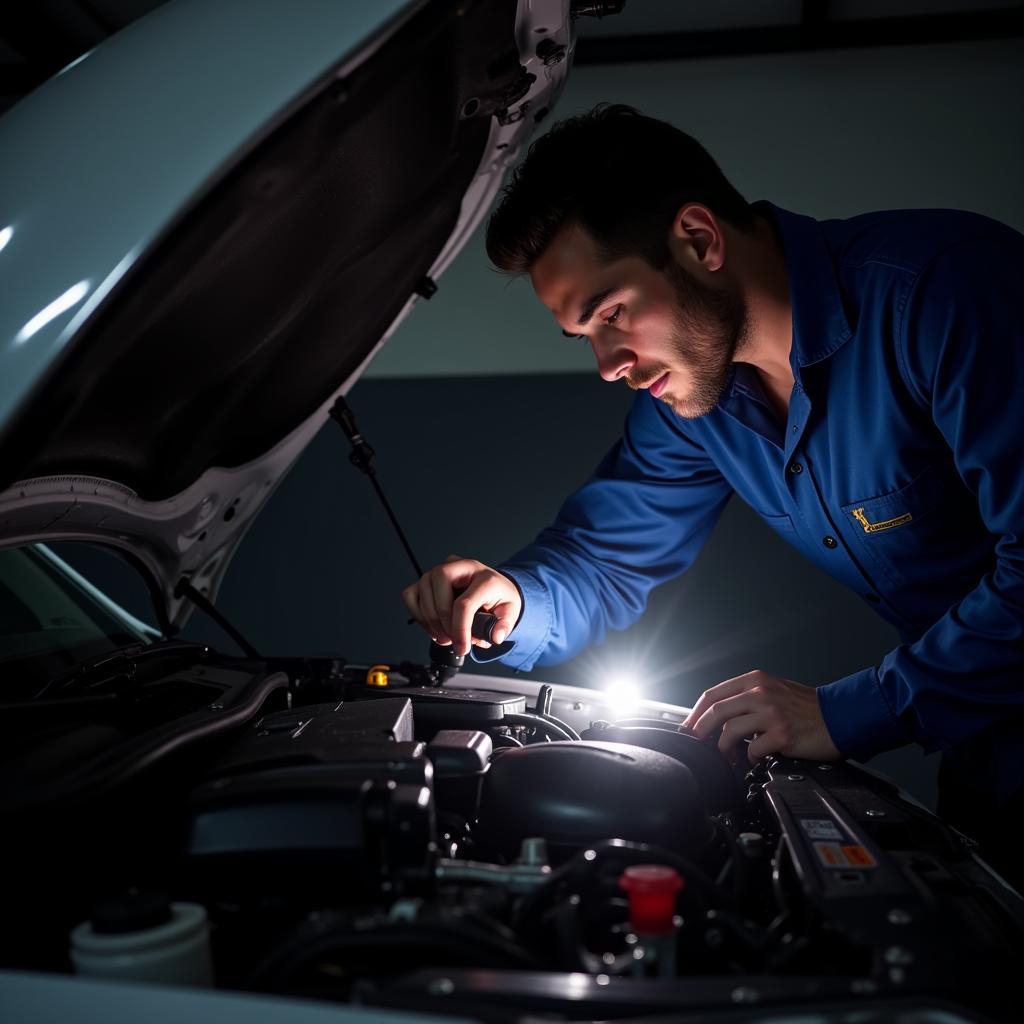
xmin=813 ymin=841 xmax=878 ymax=869
xmin=841 ymin=845 xmax=877 ymax=867
xmin=800 ymin=818 xmax=844 ymax=841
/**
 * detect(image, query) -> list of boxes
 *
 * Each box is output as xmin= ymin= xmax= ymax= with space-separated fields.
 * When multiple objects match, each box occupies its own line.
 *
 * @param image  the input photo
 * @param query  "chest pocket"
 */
xmin=839 ymin=461 xmax=977 ymax=588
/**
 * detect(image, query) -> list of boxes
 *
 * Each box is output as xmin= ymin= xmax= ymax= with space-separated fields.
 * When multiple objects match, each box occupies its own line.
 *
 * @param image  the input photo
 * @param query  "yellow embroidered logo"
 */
xmin=851 ymin=508 xmax=913 ymax=534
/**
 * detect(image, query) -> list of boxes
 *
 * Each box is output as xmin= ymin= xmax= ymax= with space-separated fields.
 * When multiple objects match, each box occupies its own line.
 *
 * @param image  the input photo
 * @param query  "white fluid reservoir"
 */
xmin=70 ymin=898 xmax=213 ymax=987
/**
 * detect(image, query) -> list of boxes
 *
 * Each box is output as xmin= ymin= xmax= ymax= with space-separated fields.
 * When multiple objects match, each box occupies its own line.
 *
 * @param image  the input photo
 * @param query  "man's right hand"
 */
xmin=401 ymin=555 xmax=522 ymax=658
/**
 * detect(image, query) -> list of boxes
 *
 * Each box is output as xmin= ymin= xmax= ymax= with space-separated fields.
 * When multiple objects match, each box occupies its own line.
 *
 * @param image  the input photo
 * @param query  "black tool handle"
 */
xmin=405 ymin=609 xmax=497 ymax=643
xmin=472 ymin=609 xmax=499 ymax=644
xmin=428 ymin=609 xmax=500 ymax=687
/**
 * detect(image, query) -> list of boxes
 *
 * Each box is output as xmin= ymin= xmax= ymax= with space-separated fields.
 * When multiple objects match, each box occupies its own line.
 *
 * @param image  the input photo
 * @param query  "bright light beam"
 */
xmin=604 ymin=677 xmax=641 ymax=719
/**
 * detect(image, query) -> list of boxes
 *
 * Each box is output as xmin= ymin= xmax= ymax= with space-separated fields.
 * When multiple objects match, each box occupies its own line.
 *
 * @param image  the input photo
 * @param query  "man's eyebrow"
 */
xmin=576 ymin=287 xmax=619 ymax=327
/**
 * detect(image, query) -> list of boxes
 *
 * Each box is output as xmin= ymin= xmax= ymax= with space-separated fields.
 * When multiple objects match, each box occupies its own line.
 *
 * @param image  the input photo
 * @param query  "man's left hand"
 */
xmin=681 ymin=670 xmax=842 ymax=764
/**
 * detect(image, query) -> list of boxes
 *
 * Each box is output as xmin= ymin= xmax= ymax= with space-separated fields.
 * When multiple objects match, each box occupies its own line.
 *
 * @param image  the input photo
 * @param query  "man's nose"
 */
xmin=595 ymin=340 xmax=634 ymax=382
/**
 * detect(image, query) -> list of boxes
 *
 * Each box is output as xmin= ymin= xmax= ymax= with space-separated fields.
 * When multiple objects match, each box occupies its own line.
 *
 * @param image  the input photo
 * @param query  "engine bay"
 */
xmin=4 ymin=649 xmax=1024 ymax=1022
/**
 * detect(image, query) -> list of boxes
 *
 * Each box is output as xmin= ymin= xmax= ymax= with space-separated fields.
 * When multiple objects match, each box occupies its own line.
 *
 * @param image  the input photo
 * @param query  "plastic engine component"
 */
xmin=208 ymin=698 xmax=415 ymax=778
xmin=475 ymin=741 xmax=715 ymax=859
xmin=581 ymin=723 xmax=742 ymax=813
xmin=619 ymin=864 xmax=684 ymax=936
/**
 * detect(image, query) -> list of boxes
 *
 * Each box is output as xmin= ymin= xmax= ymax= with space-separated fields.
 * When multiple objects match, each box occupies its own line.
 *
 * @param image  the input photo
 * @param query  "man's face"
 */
xmin=530 ymin=222 xmax=748 ymax=418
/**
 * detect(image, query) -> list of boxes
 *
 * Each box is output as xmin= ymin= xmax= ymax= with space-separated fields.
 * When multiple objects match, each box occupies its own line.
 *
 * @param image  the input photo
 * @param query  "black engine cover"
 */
xmin=580 ymin=724 xmax=742 ymax=813
xmin=475 ymin=741 xmax=714 ymax=860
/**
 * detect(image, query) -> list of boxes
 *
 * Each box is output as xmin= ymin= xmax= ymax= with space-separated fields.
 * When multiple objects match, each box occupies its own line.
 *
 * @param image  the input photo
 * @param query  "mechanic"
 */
xmin=402 ymin=105 xmax=1024 ymax=883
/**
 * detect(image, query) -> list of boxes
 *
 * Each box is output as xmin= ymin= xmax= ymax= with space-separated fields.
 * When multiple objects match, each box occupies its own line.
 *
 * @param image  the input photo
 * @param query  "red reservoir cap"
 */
xmin=618 ymin=864 xmax=684 ymax=936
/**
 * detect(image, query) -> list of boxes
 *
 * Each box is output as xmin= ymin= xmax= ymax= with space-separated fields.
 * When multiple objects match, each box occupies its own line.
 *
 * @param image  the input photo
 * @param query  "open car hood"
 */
xmin=0 ymin=0 xmax=574 ymax=627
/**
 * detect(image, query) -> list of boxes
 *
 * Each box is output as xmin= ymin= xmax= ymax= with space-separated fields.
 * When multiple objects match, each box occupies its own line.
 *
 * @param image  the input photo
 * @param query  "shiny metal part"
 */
xmin=434 ymin=857 xmax=551 ymax=893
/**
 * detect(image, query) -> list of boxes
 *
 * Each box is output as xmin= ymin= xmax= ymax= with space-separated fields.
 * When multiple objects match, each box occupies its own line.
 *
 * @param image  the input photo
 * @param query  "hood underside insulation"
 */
xmin=2 ymin=0 xmax=522 ymax=500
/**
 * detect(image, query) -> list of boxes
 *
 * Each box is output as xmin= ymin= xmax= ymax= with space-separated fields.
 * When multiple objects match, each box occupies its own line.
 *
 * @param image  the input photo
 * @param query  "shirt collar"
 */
xmin=753 ymin=200 xmax=854 ymax=373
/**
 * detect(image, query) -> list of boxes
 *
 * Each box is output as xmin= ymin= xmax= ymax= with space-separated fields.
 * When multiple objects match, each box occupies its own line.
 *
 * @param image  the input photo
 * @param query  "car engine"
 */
xmin=4 ymin=649 xmax=1023 ymax=1022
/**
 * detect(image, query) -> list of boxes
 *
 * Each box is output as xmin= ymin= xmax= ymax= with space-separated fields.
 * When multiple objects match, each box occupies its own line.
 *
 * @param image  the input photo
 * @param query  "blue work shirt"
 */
xmin=486 ymin=203 xmax=1024 ymax=795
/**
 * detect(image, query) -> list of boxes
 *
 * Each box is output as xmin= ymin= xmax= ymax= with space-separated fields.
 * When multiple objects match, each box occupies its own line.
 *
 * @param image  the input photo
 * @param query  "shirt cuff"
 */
xmin=469 ymin=566 xmax=551 ymax=671
xmin=817 ymin=667 xmax=914 ymax=761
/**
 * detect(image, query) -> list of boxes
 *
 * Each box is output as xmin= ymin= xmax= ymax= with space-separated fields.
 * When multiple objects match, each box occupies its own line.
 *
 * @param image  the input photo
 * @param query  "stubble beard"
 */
xmin=641 ymin=260 xmax=750 ymax=419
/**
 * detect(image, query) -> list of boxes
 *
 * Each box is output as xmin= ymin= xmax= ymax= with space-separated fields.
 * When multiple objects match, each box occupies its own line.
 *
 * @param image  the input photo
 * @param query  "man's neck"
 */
xmin=730 ymin=214 xmax=794 ymax=417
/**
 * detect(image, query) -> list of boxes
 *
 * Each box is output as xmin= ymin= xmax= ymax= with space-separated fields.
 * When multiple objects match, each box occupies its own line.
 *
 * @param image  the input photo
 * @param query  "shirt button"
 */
xmin=822 ymin=535 xmax=838 ymax=549
xmin=865 ymin=592 xmax=881 ymax=603
xmin=789 ymin=462 xmax=803 ymax=475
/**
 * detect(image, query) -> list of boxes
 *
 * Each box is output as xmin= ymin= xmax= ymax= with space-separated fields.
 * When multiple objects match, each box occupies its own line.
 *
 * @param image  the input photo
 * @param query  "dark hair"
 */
xmin=486 ymin=104 xmax=754 ymax=274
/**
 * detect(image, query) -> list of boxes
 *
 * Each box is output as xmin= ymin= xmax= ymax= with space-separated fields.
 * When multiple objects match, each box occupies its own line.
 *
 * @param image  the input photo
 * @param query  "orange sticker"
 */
xmin=841 ymin=844 xmax=877 ymax=867
xmin=814 ymin=842 xmax=845 ymax=866
xmin=813 ymin=841 xmax=878 ymax=869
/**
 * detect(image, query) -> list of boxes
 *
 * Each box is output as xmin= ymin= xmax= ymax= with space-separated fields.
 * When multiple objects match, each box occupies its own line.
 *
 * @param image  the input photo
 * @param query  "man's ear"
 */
xmin=668 ymin=203 xmax=725 ymax=273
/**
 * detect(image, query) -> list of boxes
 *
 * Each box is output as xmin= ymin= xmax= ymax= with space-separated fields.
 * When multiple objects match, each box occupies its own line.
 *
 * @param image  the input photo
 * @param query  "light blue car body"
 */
xmin=0 ymin=0 xmax=415 ymax=430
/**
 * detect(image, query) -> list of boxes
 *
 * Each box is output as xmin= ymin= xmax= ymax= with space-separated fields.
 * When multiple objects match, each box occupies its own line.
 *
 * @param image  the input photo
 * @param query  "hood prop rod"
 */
xmin=330 ymin=395 xmax=424 ymax=578
xmin=174 ymin=577 xmax=261 ymax=660
xmin=330 ymin=395 xmax=499 ymax=683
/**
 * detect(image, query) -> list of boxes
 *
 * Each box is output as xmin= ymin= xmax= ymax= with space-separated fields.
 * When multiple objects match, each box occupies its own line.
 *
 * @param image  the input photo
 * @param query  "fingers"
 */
xmin=682 ymin=670 xmax=784 ymax=765
xmin=717 ymin=713 xmax=761 ymax=762
xmin=450 ymin=570 xmax=520 ymax=656
xmin=681 ymin=670 xmax=841 ymax=763
xmin=414 ymin=567 xmax=449 ymax=644
xmin=401 ymin=558 xmax=521 ymax=656
xmin=429 ymin=570 xmax=455 ymax=643
xmin=681 ymin=671 xmax=764 ymax=732
xmin=747 ymin=730 xmax=776 ymax=763
xmin=689 ymin=690 xmax=759 ymax=742
xmin=401 ymin=558 xmax=471 ymax=644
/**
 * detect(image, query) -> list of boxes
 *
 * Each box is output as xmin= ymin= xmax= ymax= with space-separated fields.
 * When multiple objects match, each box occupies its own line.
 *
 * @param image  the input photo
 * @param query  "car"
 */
xmin=1 ymin=2 xmax=1023 ymax=1022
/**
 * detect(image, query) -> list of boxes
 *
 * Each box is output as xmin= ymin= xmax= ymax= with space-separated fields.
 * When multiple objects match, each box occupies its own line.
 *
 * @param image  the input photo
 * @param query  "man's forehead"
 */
xmin=530 ymin=222 xmax=613 ymax=317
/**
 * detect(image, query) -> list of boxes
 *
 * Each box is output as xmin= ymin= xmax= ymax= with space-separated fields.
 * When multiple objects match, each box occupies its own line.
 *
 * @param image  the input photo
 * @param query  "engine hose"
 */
xmin=503 ymin=711 xmax=575 ymax=742
xmin=538 ymin=710 xmax=581 ymax=741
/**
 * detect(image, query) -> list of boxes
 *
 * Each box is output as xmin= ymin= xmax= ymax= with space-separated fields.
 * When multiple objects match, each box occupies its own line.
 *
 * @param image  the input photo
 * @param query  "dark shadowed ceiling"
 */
xmin=2 ymin=0 xmax=1023 ymax=116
